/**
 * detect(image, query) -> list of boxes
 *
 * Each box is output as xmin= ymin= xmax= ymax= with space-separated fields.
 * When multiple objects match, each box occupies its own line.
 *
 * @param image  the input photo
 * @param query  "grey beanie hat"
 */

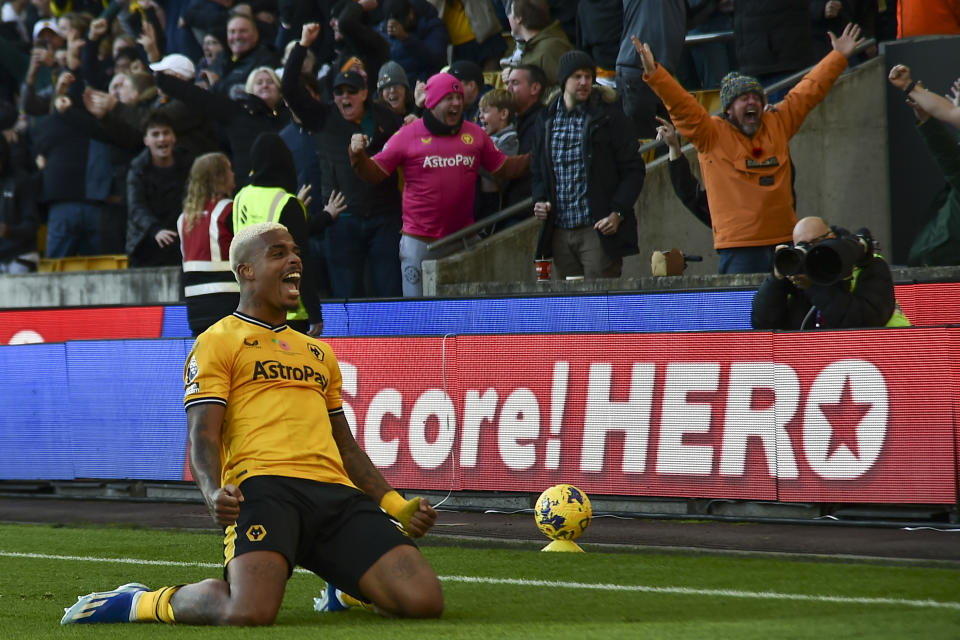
xmin=377 ymin=61 xmax=410 ymax=92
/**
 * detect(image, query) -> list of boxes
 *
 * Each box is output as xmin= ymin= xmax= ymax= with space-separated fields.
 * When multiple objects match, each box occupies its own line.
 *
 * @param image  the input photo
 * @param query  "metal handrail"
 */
xmin=428 ymin=38 xmax=877 ymax=253
xmin=684 ymin=31 xmax=734 ymax=46
xmin=428 ymin=197 xmax=533 ymax=252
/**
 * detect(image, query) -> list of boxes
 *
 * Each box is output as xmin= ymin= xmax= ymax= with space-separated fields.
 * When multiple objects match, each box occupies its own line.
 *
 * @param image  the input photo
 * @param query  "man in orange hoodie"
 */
xmin=633 ymin=23 xmax=865 ymax=274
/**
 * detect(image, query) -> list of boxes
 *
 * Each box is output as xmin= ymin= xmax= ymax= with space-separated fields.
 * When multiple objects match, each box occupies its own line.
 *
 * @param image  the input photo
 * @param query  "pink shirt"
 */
xmin=372 ymin=119 xmax=506 ymax=238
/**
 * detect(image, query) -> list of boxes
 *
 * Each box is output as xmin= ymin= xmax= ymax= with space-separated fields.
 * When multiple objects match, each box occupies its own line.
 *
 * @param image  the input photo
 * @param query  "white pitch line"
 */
xmin=3 ymin=551 xmax=959 ymax=611
xmin=440 ymin=575 xmax=960 ymax=611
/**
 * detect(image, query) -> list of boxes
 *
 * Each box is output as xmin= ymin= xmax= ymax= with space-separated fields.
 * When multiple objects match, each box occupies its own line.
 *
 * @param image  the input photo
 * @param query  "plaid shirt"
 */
xmin=550 ymin=104 xmax=590 ymax=229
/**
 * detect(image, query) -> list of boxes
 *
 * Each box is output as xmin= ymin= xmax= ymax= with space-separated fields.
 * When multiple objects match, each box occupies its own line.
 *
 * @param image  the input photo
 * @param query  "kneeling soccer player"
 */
xmin=61 ymin=222 xmax=443 ymax=626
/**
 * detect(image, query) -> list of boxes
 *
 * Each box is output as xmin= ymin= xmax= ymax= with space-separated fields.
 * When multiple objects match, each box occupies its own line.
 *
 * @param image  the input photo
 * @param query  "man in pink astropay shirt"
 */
xmin=350 ymin=72 xmax=529 ymax=296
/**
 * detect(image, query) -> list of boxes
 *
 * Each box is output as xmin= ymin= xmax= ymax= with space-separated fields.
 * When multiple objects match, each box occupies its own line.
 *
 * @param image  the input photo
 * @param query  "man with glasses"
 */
xmin=282 ymin=23 xmax=405 ymax=299
xmin=751 ymin=216 xmax=910 ymax=330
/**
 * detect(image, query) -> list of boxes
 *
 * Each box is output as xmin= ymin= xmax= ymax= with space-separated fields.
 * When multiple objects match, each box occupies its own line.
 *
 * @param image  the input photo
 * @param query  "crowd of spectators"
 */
xmin=0 ymin=0 xmax=957 ymax=303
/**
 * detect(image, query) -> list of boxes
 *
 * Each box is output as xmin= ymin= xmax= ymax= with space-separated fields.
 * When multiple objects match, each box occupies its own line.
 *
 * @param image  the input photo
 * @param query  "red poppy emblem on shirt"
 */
xmin=752 ymin=147 xmax=763 ymax=158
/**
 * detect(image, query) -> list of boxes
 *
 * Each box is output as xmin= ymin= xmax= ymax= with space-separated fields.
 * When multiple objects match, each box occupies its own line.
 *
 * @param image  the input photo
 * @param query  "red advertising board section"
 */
xmin=0 ymin=306 xmax=165 ymax=344
xmin=315 ymin=329 xmax=959 ymax=505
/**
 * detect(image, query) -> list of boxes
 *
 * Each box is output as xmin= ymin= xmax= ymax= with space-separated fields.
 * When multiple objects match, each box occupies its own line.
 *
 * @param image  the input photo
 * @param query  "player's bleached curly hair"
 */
xmin=229 ymin=221 xmax=288 ymax=283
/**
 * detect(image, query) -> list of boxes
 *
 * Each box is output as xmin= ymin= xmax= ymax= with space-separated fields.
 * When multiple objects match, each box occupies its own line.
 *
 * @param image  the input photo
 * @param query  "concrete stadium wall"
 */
xmin=425 ymin=56 xmax=892 ymax=293
xmin=0 ymin=267 xmax=182 ymax=309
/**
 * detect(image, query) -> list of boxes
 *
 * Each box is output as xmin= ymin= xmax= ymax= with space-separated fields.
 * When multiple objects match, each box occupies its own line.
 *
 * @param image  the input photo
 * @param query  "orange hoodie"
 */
xmin=898 ymin=0 xmax=960 ymax=37
xmin=644 ymin=50 xmax=848 ymax=249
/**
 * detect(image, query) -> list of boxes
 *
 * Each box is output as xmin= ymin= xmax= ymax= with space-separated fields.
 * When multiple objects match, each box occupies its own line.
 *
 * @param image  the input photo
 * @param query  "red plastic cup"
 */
xmin=535 ymin=258 xmax=552 ymax=281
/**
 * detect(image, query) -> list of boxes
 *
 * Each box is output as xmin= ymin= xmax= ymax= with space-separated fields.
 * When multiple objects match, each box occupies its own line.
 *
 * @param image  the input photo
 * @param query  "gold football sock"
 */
xmin=134 ymin=586 xmax=180 ymax=623
xmin=339 ymin=591 xmax=374 ymax=611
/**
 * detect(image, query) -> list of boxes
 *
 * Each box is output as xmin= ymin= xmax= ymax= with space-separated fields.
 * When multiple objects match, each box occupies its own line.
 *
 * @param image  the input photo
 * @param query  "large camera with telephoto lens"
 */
xmin=774 ymin=228 xmax=875 ymax=286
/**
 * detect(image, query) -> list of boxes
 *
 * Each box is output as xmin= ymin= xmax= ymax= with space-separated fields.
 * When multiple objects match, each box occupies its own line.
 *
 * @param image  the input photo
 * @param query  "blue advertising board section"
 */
xmin=161 ymin=290 xmax=756 ymax=338
xmin=1 ymin=343 xmax=74 ymax=479
xmin=0 ymin=339 xmax=192 ymax=481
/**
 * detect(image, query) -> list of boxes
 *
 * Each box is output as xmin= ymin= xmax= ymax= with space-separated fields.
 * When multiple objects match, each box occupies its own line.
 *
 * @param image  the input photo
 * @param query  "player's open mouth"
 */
xmin=281 ymin=271 xmax=300 ymax=296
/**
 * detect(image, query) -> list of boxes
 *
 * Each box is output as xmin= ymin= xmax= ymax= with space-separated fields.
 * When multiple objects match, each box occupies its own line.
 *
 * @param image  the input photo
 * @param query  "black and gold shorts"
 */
xmin=224 ymin=475 xmax=414 ymax=598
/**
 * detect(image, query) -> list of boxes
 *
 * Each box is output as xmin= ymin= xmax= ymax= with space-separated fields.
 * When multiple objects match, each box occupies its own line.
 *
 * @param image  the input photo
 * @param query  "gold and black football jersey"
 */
xmin=184 ymin=311 xmax=354 ymax=489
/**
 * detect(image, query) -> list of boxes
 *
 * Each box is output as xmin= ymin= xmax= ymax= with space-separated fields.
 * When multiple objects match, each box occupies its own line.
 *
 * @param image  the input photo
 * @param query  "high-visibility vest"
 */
xmin=233 ymin=185 xmax=308 ymax=322
xmin=850 ymin=254 xmax=911 ymax=327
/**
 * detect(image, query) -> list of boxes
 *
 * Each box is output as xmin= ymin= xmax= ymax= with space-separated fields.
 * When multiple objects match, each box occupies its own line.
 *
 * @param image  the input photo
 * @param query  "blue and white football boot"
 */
xmin=313 ymin=582 xmax=351 ymax=613
xmin=60 ymin=582 xmax=149 ymax=624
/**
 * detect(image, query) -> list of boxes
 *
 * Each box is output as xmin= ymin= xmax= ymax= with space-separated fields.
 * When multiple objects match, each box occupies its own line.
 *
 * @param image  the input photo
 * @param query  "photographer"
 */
xmin=751 ymin=216 xmax=910 ymax=330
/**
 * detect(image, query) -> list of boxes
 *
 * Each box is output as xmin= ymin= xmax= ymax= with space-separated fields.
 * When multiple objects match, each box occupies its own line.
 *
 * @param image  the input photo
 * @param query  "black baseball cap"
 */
xmin=333 ymin=71 xmax=365 ymax=91
xmin=448 ymin=60 xmax=483 ymax=86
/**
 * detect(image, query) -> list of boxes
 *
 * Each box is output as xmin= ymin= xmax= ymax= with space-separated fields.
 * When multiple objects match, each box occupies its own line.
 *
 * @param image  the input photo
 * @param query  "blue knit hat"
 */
xmin=719 ymin=72 xmax=765 ymax=113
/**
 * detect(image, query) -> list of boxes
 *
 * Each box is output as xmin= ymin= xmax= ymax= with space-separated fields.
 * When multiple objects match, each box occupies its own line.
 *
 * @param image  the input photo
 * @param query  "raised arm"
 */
xmin=889 ymin=66 xmax=960 ymax=129
xmin=330 ymin=412 xmax=436 ymax=536
xmin=280 ymin=24 xmax=332 ymax=131
xmin=658 ymin=116 xmax=711 ymax=227
xmin=336 ymin=1 xmax=390 ymax=67
xmin=186 ymin=403 xmax=243 ymax=527
xmin=490 ymin=152 xmax=530 ymax=181
xmin=80 ymin=18 xmax=111 ymax=90
xmin=155 ymin=70 xmax=233 ymax=114
xmin=632 ymin=36 xmax=718 ymax=151
xmin=349 ymin=133 xmax=390 ymax=183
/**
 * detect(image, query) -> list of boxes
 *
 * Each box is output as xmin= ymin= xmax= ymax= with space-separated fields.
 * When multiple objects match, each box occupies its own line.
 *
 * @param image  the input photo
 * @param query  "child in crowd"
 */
xmin=476 ymin=88 xmax=518 ymax=222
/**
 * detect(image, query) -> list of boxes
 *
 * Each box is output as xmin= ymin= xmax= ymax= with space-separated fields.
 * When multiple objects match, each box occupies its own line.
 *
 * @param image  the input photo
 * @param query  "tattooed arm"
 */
xmin=330 ymin=412 xmax=436 ymax=536
xmin=187 ymin=403 xmax=242 ymax=527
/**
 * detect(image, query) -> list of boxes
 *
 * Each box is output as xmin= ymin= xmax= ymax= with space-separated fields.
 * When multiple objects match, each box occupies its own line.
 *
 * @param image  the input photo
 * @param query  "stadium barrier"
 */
xmin=1 ymin=328 xmax=958 ymax=508
xmin=2 ymin=281 xmax=960 ymax=346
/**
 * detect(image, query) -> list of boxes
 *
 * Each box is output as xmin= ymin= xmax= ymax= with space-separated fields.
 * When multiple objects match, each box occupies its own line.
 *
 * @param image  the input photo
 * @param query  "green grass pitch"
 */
xmin=0 ymin=523 xmax=957 ymax=639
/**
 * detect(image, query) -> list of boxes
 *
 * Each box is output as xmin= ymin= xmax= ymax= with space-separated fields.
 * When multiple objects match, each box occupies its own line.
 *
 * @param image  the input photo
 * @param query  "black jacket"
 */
xmin=809 ymin=0 xmax=876 ymax=59
xmin=503 ymin=101 xmax=545 ymax=207
xmin=750 ymin=256 xmax=896 ymax=329
xmin=531 ymin=89 xmax=645 ymax=260
xmin=0 ymin=170 xmax=39 ymax=262
xmin=31 ymin=113 xmax=90 ymax=203
xmin=214 ymin=43 xmax=279 ymax=96
xmin=734 ymin=0 xmax=815 ymax=77
xmin=156 ymin=73 xmax=290 ymax=189
xmin=125 ymin=146 xmax=192 ymax=259
xmin=282 ymin=43 xmax=403 ymax=220
xmin=575 ymin=0 xmax=623 ymax=70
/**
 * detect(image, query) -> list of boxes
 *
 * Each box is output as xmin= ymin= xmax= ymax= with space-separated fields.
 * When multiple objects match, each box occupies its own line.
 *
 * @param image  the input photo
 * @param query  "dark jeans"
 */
xmin=98 ymin=202 xmax=127 ymax=255
xmin=718 ymin=245 xmax=775 ymax=275
xmin=324 ymin=214 xmax=402 ymax=298
xmin=45 ymin=201 xmax=102 ymax=258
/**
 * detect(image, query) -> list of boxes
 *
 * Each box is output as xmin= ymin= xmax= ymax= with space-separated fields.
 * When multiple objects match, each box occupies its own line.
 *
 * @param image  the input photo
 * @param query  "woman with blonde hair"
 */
xmin=177 ymin=152 xmax=239 ymax=336
xmin=156 ymin=64 xmax=290 ymax=188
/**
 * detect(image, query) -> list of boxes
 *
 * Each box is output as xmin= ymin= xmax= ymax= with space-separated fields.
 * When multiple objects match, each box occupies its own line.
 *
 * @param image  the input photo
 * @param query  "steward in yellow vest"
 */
xmin=233 ymin=133 xmax=324 ymax=334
